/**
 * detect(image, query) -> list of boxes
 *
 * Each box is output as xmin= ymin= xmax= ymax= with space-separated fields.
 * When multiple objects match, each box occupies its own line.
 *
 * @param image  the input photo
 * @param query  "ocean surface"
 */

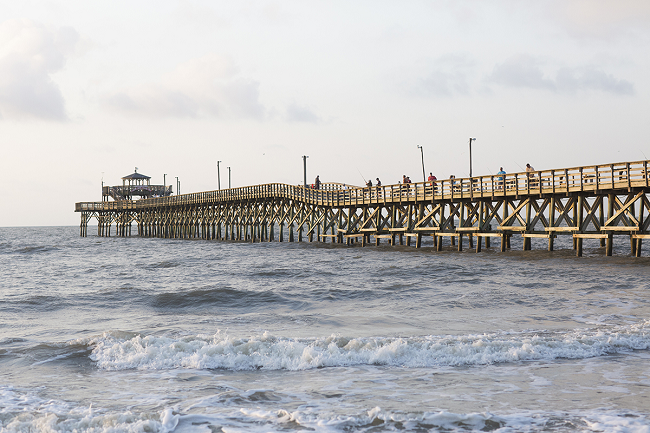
xmin=1 ymin=226 xmax=649 ymax=432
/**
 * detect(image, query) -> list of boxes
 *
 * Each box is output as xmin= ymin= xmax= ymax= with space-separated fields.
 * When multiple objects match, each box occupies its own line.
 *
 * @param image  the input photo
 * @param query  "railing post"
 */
xmin=551 ymin=170 xmax=555 ymax=194
xmin=627 ymin=162 xmax=631 ymax=189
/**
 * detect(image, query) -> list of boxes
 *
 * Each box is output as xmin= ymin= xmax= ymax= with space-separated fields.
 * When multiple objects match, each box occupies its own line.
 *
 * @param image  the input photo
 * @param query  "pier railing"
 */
xmin=76 ymin=160 xmax=649 ymax=212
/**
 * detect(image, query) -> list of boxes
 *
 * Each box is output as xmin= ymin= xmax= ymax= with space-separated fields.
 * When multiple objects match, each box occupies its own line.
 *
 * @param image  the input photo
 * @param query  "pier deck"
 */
xmin=76 ymin=160 xmax=650 ymax=257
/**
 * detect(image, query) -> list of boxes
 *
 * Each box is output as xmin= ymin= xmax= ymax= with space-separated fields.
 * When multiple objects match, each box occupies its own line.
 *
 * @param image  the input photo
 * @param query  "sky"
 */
xmin=1 ymin=1 xmax=649 ymax=226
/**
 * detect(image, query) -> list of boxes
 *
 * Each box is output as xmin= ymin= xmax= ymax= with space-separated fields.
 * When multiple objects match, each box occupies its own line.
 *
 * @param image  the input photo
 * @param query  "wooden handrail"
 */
xmin=76 ymin=159 xmax=650 ymax=212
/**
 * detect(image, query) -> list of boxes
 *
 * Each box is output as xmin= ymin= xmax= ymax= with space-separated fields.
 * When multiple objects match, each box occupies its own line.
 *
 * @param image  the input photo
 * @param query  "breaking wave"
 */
xmin=84 ymin=321 xmax=650 ymax=371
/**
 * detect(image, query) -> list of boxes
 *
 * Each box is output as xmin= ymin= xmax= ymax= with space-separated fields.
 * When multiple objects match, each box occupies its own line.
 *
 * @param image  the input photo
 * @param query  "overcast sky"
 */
xmin=1 ymin=1 xmax=649 ymax=226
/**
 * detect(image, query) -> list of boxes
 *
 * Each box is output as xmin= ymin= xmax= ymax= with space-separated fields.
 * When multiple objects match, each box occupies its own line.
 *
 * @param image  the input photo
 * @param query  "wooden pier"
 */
xmin=76 ymin=160 xmax=650 ymax=257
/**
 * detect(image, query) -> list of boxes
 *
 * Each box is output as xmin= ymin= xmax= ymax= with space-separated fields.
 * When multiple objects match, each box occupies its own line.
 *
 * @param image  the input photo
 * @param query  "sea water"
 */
xmin=0 ymin=226 xmax=649 ymax=432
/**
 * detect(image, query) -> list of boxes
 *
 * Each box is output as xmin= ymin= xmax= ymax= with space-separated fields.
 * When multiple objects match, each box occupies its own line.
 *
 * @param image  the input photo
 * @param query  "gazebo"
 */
xmin=103 ymin=168 xmax=172 ymax=201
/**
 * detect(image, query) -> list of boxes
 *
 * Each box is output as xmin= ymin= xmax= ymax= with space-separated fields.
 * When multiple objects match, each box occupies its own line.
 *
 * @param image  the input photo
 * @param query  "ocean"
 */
xmin=1 ymin=226 xmax=649 ymax=432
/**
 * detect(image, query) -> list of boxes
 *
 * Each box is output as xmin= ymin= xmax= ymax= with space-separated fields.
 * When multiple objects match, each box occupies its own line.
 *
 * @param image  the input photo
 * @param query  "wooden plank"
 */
xmin=522 ymin=234 xmax=556 ymax=238
xmin=601 ymin=226 xmax=639 ymax=231
xmin=545 ymin=227 xmax=578 ymax=232
xmin=456 ymin=227 xmax=480 ymax=231
xmin=573 ymin=233 xmax=609 ymax=239
xmin=632 ymin=234 xmax=650 ymax=239
xmin=497 ymin=226 xmax=527 ymax=231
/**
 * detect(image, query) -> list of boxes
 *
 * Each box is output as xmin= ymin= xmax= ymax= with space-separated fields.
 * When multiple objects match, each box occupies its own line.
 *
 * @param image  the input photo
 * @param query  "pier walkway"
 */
xmin=76 ymin=159 xmax=650 ymax=257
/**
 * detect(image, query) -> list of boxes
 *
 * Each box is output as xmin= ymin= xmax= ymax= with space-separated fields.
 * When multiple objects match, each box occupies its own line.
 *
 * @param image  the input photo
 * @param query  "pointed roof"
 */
xmin=121 ymin=167 xmax=150 ymax=180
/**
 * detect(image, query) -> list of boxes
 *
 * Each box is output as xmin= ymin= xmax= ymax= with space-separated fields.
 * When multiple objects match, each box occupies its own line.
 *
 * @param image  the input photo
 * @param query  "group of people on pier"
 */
xmin=310 ymin=163 xmax=536 ymax=191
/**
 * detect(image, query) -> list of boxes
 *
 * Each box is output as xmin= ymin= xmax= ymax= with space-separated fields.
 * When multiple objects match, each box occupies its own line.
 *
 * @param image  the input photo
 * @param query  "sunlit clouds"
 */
xmin=0 ymin=19 xmax=81 ymax=120
xmin=102 ymin=54 xmax=265 ymax=119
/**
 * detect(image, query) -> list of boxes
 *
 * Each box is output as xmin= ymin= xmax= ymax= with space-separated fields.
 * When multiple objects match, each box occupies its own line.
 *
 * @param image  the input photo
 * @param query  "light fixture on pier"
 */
xmin=302 ymin=155 xmax=309 ymax=187
xmin=416 ymin=145 xmax=426 ymax=182
xmin=216 ymin=161 xmax=222 ymax=190
xmin=469 ymin=138 xmax=476 ymax=178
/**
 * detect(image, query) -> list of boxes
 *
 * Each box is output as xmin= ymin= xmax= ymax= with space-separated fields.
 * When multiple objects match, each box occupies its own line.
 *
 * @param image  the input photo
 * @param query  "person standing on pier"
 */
xmin=526 ymin=164 xmax=536 ymax=187
xmin=314 ymin=175 xmax=321 ymax=189
xmin=526 ymin=164 xmax=535 ymax=175
xmin=428 ymin=172 xmax=437 ymax=191
xmin=497 ymin=167 xmax=506 ymax=189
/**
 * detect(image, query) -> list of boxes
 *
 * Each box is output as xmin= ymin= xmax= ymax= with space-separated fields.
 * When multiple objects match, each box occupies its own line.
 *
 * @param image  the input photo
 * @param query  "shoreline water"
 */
xmin=1 ymin=226 xmax=649 ymax=432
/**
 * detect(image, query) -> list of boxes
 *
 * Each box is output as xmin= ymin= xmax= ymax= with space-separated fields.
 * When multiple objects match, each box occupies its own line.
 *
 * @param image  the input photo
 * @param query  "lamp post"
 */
xmin=469 ymin=138 xmax=476 ymax=178
xmin=216 ymin=161 xmax=221 ymax=190
xmin=227 ymin=167 xmax=231 ymax=189
xmin=175 ymin=176 xmax=179 ymax=195
xmin=163 ymin=173 xmax=167 ymax=196
xmin=416 ymin=145 xmax=426 ymax=182
xmin=302 ymin=155 xmax=309 ymax=187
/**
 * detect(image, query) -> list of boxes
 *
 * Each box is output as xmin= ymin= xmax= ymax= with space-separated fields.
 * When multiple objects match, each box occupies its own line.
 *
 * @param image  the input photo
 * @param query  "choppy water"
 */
xmin=1 ymin=226 xmax=649 ymax=432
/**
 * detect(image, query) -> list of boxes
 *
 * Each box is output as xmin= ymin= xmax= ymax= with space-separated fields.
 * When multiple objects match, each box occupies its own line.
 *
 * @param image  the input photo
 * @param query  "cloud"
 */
xmin=555 ymin=67 xmax=634 ymax=95
xmin=0 ymin=19 xmax=80 ymax=121
xmin=286 ymin=103 xmax=320 ymax=123
xmin=488 ymin=55 xmax=555 ymax=91
xmin=413 ymin=54 xmax=475 ymax=98
xmin=103 ymin=54 xmax=265 ymax=119
xmin=488 ymin=55 xmax=634 ymax=95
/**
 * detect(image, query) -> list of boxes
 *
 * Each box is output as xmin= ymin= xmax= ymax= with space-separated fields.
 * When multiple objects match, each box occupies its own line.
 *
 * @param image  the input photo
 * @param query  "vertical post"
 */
xmin=637 ymin=200 xmax=644 ymax=257
xmin=217 ymin=161 xmax=221 ymax=190
xmin=302 ymin=155 xmax=309 ymax=188
xmin=405 ymin=205 xmax=410 ymax=246
xmin=630 ymin=201 xmax=636 ymax=255
xmin=599 ymin=198 xmax=605 ymax=247
xmin=417 ymin=145 xmax=426 ymax=182
xmin=576 ymin=195 xmax=584 ymax=257
xmin=548 ymin=196 xmax=555 ymax=251
xmin=572 ymin=198 xmax=578 ymax=250
xmin=458 ymin=202 xmax=464 ymax=251
xmin=468 ymin=138 xmax=476 ymax=178
xmin=524 ymin=200 xmax=532 ymax=251
xmin=228 ymin=167 xmax=231 ymax=189
xmin=438 ymin=203 xmax=445 ymax=251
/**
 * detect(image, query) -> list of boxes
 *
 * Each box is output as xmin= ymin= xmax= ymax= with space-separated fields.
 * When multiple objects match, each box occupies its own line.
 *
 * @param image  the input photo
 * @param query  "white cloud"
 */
xmin=0 ymin=19 xmax=80 ymax=121
xmin=413 ymin=54 xmax=475 ymax=98
xmin=488 ymin=55 xmax=634 ymax=95
xmin=286 ymin=103 xmax=320 ymax=123
xmin=103 ymin=54 xmax=265 ymax=119
xmin=488 ymin=55 xmax=555 ymax=91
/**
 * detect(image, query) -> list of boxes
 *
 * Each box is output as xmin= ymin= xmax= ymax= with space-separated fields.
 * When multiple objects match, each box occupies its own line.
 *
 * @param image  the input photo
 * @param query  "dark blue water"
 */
xmin=1 ymin=226 xmax=649 ymax=432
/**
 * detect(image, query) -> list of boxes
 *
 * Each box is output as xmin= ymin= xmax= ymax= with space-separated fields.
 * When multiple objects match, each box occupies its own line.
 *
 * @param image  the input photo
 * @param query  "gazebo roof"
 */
xmin=122 ymin=170 xmax=150 ymax=180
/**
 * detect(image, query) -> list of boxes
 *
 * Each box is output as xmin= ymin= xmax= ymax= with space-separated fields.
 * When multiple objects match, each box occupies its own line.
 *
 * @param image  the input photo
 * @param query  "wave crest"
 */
xmin=85 ymin=321 xmax=650 ymax=371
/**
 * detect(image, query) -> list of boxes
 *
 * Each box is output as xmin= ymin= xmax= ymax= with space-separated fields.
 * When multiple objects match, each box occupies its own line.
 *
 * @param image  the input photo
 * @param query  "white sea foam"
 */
xmin=84 ymin=321 xmax=650 ymax=371
xmin=0 ymin=386 xmax=170 ymax=433
xmin=2 ymin=385 xmax=649 ymax=432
